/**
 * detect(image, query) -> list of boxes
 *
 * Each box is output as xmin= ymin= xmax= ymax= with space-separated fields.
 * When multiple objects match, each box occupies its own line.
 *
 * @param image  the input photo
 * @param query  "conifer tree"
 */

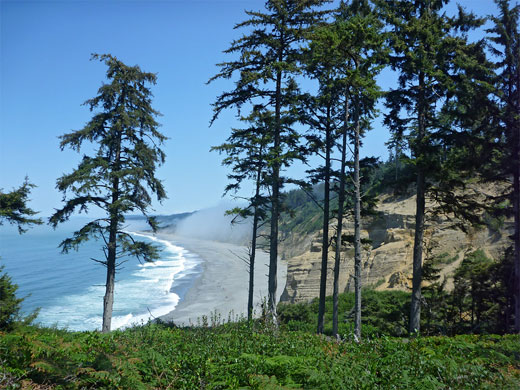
xmin=50 ymin=54 xmax=167 ymax=333
xmin=0 ymin=179 xmax=42 ymax=330
xmin=341 ymin=0 xmax=383 ymax=341
xmin=211 ymin=107 xmax=271 ymax=321
xmin=376 ymin=0 xmax=486 ymax=333
xmin=488 ymin=0 xmax=520 ymax=333
xmin=304 ymin=0 xmax=383 ymax=338
xmin=209 ymin=0 xmax=329 ymax=320
xmin=300 ymin=23 xmax=343 ymax=335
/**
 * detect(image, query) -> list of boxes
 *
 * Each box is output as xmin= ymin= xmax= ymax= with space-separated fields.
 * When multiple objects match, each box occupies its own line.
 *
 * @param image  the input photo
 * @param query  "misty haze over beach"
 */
xmin=0 ymin=204 xmax=283 ymax=331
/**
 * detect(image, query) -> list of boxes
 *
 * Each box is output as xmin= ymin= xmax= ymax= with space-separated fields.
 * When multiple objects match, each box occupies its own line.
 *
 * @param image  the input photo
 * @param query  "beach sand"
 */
xmin=157 ymin=233 xmax=287 ymax=326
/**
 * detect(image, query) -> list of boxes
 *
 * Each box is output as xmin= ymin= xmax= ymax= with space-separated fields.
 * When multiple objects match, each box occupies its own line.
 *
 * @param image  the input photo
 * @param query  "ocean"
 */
xmin=0 ymin=217 xmax=202 ymax=331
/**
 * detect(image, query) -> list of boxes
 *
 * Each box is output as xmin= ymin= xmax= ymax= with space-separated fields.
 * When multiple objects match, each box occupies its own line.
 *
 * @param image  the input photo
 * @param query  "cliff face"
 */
xmin=280 ymin=191 xmax=513 ymax=304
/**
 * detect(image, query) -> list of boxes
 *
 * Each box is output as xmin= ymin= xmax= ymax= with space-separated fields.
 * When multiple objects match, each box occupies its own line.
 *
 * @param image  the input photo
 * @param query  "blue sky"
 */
xmin=0 ymin=0 xmax=499 ymax=218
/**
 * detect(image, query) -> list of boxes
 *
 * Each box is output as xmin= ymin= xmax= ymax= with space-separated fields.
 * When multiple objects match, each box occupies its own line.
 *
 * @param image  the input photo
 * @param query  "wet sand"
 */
xmin=156 ymin=233 xmax=287 ymax=326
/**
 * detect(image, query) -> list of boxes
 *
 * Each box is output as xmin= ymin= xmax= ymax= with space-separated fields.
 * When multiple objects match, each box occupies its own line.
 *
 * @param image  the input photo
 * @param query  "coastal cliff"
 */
xmin=280 ymin=188 xmax=513 ymax=304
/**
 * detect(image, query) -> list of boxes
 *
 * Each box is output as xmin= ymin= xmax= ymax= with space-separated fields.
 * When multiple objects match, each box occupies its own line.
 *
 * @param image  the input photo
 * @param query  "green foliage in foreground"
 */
xmin=279 ymin=290 xmax=411 ymax=338
xmin=1 ymin=322 xmax=519 ymax=389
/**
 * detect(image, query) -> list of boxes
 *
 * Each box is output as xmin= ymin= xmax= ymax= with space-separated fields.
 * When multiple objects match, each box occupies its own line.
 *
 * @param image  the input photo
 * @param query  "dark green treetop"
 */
xmin=50 ymin=54 xmax=166 ymax=260
xmin=484 ymin=0 xmax=520 ymax=186
xmin=376 ymin=0 xmax=489 ymax=333
xmin=49 ymin=54 xmax=167 ymax=332
xmin=210 ymin=0 xmax=330 ymax=318
xmin=210 ymin=0 xmax=330 ymax=119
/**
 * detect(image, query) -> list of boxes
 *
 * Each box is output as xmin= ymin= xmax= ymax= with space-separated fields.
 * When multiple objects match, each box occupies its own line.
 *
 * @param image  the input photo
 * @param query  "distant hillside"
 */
xmin=277 ymin=158 xmax=403 ymax=259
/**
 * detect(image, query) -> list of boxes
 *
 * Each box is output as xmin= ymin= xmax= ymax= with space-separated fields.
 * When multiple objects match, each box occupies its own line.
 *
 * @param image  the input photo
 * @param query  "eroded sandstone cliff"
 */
xmin=280 ymin=190 xmax=513 ymax=304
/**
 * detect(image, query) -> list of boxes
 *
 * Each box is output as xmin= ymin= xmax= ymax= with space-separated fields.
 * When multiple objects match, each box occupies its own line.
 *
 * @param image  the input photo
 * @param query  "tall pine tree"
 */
xmin=210 ymin=0 xmax=329 ymax=320
xmin=303 ymin=0 xmax=383 ymax=338
xmin=376 ymin=0 xmax=485 ymax=333
xmin=50 ymin=54 xmax=167 ymax=332
xmin=211 ymin=107 xmax=271 ymax=321
xmin=340 ymin=0 xmax=383 ymax=341
xmin=300 ymin=25 xmax=343 ymax=335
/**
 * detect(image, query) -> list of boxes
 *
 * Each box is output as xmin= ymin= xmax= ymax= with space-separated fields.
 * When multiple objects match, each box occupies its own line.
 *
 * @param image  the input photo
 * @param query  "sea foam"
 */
xmin=33 ymin=231 xmax=200 ymax=331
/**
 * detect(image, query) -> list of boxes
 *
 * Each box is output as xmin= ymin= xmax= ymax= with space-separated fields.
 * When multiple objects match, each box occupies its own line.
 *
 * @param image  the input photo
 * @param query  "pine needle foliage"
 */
xmin=0 ymin=266 xmax=23 ymax=330
xmin=375 ymin=0 xmax=490 ymax=334
xmin=49 ymin=54 xmax=167 ymax=332
xmin=209 ymin=0 xmax=331 ymax=320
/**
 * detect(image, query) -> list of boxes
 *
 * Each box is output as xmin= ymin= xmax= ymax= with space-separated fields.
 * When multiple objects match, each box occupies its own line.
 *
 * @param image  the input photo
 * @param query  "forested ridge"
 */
xmin=1 ymin=0 xmax=520 ymax=388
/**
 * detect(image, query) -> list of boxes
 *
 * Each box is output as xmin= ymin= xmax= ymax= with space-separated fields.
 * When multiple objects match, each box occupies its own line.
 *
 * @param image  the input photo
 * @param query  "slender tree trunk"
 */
xmin=268 ymin=61 xmax=283 ymax=323
xmin=353 ymin=98 xmax=362 ymax=342
xmin=395 ymin=144 xmax=399 ymax=182
xmin=471 ymin=286 xmax=475 ymax=328
xmin=248 ymin=163 xmax=262 ymax=322
xmin=513 ymin=68 xmax=520 ymax=333
xmin=102 ymin=220 xmax=117 ymax=333
xmin=103 ymin=176 xmax=119 ymax=333
xmin=317 ymin=106 xmax=332 ymax=334
xmin=409 ymin=71 xmax=426 ymax=334
xmin=410 ymin=169 xmax=426 ymax=334
xmin=332 ymin=94 xmax=349 ymax=338
xmin=102 ymin=129 xmax=121 ymax=333
xmin=248 ymin=217 xmax=258 ymax=322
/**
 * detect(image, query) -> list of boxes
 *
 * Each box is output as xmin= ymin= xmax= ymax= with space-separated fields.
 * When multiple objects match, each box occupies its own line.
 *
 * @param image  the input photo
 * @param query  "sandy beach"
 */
xmin=156 ymin=233 xmax=287 ymax=326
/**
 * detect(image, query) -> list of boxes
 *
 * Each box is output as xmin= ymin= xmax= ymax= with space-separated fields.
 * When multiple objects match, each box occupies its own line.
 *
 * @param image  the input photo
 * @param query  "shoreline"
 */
xmin=155 ymin=233 xmax=287 ymax=326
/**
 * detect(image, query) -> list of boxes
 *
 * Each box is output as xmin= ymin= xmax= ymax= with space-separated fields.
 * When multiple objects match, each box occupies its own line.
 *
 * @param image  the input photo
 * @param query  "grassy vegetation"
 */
xmin=2 ymin=295 xmax=520 ymax=390
xmin=1 ymin=321 xmax=519 ymax=390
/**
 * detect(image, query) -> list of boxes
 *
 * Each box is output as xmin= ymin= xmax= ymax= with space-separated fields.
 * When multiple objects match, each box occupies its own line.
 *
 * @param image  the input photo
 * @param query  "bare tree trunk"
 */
xmin=268 ymin=154 xmax=280 ymax=322
xmin=317 ymin=106 xmax=332 ymax=334
xmin=332 ymin=94 xmax=349 ymax=338
xmin=103 ymin=180 xmax=119 ymax=333
xmin=353 ymin=98 xmax=362 ymax=342
xmin=410 ymin=173 xmax=426 ymax=334
xmin=409 ymin=70 xmax=426 ymax=335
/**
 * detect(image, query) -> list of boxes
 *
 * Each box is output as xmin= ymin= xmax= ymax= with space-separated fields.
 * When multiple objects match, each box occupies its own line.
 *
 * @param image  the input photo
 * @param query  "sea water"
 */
xmin=0 ymin=217 xmax=201 ymax=331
